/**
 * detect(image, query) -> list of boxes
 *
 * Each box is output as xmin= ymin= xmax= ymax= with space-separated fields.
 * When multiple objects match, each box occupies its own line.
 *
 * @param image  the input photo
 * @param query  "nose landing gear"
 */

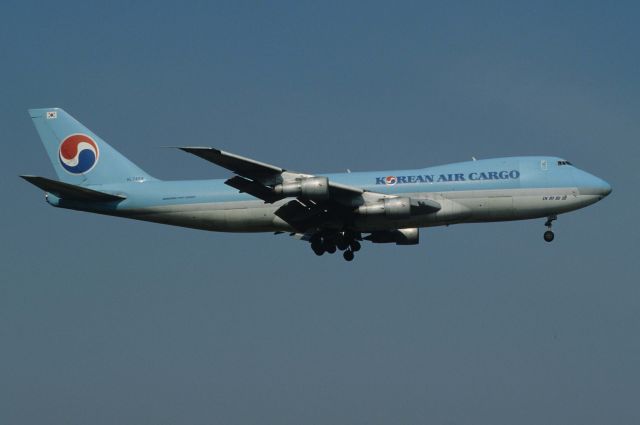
xmin=544 ymin=215 xmax=557 ymax=242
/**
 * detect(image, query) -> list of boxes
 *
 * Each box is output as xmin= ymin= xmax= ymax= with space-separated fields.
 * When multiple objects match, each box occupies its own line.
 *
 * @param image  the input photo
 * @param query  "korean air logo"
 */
xmin=58 ymin=134 xmax=99 ymax=174
xmin=384 ymin=175 xmax=397 ymax=186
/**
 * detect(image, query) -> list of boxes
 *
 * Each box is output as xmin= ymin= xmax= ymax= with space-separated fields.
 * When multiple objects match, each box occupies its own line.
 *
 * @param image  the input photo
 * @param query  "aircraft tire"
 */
xmin=343 ymin=250 xmax=355 ymax=261
xmin=350 ymin=240 xmax=361 ymax=252
xmin=544 ymin=230 xmax=555 ymax=242
xmin=311 ymin=240 xmax=323 ymax=253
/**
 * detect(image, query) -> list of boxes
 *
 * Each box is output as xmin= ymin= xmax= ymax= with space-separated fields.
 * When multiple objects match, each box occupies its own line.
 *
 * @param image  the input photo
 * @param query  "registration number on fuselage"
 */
xmin=543 ymin=195 xmax=568 ymax=201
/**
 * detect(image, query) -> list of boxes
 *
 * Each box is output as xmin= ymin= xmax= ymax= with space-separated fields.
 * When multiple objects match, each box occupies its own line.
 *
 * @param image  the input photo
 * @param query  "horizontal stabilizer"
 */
xmin=20 ymin=175 xmax=126 ymax=202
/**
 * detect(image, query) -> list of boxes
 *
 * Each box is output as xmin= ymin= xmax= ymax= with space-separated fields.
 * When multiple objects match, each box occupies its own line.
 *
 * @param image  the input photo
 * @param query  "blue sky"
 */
xmin=2 ymin=1 xmax=639 ymax=424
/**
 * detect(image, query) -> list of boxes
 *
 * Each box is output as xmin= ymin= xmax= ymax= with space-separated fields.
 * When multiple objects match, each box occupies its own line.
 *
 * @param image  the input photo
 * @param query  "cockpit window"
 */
xmin=557 ymin=160 xmax=572 ymax=166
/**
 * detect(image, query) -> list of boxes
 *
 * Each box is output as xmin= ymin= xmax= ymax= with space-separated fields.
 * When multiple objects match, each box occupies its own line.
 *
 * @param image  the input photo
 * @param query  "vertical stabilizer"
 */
xmin=28 ymin=108 xmax=155 ymax=185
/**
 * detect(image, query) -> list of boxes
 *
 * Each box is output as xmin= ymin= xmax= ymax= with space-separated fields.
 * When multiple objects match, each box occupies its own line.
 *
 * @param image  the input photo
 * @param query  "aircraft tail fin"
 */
xmin=28 ymin=108 xmax=155 ymax=185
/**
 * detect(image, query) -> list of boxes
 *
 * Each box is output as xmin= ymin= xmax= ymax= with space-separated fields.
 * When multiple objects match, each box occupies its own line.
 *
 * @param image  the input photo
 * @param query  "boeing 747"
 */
xmin=22 ymin=108 xmax=611 ymax=261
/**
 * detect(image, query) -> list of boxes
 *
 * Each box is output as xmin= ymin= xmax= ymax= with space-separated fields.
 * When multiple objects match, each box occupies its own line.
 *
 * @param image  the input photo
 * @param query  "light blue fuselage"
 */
xmin=46 ymin=156 xmax=611 ymax=233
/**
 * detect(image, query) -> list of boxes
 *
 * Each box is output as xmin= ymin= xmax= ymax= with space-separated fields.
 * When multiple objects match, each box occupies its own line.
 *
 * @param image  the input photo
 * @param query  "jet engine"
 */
xmin=356 ymin=197 xmax=411 ymax=218
xmin=274 ymin=177 xmax=330 ymax=200
xmin=365 ymin=228 xmax=419 ymax=245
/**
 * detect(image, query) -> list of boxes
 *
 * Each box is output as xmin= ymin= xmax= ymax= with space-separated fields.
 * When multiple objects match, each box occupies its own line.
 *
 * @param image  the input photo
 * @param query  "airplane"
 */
xmin=22 ymin=108 xmax=611 ymax=261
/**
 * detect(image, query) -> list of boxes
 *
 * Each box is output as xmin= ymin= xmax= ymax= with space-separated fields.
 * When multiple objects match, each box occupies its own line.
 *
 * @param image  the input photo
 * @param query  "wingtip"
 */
xmin=158 ymin=146 xmax=217 ymax=151
xmin=181 ymin=146 xmax=220 ymax=150
xmin=176 ymin=146 xmax=223 ymax=154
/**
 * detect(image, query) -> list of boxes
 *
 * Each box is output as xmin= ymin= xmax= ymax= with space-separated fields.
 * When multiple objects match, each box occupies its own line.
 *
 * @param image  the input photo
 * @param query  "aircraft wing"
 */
xmin=178 ymin=146 xmax=440 ymax=231
xmin=178 ymin=147 xmax=283 ymax=182
xmin=178 ymin=147 xmax=366 ymax=201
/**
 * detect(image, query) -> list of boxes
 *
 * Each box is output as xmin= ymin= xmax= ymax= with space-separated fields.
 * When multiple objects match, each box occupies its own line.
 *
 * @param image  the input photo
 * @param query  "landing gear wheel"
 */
xmin=349 ymin=240 xmax=361 ymax=252
xmin=336 ymin=240 xmax=349 ymax=251
xmin=343 ymin=249 xmax=355 ymax=262
xmin=544 ymin=230 xmax=555 ymax=242
xmin=311 ymin=240 xmax=324 ymax=255
xmin=325 ymin=244 xmax=337 ymax=254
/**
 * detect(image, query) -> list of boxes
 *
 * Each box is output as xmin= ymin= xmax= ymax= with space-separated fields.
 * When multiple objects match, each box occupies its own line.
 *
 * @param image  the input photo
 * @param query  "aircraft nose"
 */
xmin=598 ymin=178 xmax=612 ymax=197
xmin=575 ymin=169 xmax=612 ymax=198
xmin=589 ymin=174 xmax=612 ymax=198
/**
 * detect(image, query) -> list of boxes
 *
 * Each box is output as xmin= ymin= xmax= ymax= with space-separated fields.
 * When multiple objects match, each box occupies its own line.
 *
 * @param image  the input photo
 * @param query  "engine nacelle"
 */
xmin=357 ymin=197 xmax=411 ymax=218
xmin=274 ymin=177 xmax=330 ymax=200
xmin=365 ymin=228 xmax=419 ymax=245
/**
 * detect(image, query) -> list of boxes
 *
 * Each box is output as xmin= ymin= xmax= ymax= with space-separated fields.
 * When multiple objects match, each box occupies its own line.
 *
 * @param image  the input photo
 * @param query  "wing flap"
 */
xmin=410 ymin=198 xmax=441 ymax=213
xmin=20 ymin=175 xmax=126 ymax=202
xmin=225 ymin=175 xmax=283 ymax=203
xmin=274 ymin=199 xmax=325 ymax=230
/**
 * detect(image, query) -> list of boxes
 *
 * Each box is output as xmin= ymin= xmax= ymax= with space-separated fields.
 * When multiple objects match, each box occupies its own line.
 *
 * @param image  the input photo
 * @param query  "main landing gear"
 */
xmin=544 ymin=215 xmax=557 ymax=242
xmin=343 ymin=249 xmax=355 ymax=262
xmin=310 ymin=232 xmax=361 ymax=261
